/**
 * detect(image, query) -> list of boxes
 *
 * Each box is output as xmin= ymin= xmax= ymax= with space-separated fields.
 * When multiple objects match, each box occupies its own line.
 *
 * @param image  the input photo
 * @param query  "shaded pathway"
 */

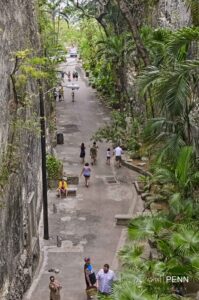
xmin=24 ymin=57 xmax=140 ymax=300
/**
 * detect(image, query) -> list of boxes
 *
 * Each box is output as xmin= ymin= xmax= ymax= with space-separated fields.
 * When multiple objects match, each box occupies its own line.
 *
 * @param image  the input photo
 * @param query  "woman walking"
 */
xmin=81 ymin=163 xmax=91 ymax=187
xmin=80 ymin=143 xmax=86 ymax=163
xmin=84 ymin=258 xmax=97 ymax=300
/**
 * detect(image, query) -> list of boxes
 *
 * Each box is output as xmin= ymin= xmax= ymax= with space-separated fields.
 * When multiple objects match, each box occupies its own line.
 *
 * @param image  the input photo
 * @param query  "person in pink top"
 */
xmin=81 ymin=162 xmax=91 ymax=187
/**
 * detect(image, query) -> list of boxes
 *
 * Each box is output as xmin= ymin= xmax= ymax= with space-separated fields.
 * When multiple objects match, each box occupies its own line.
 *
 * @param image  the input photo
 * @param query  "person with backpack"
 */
xmin=84 ymin=258 xmax=97 ymax=299
xmin=90 ymin=142 xmax=98 ymax=165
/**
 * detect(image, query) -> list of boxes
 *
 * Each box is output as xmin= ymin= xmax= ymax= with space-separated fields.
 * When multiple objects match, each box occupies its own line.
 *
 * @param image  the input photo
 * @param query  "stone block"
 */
xmin=134 ymin=181 xmax=144 ymax=194
xmin=67 ymin=187 xmax=77 ymax=196
xmin=115 ymin=214 xmax=132 ymax=226
xmin=63 ymin=174 xmax=79 ymax=185
xmin=141 ymin=192 xmax=151 ymax=201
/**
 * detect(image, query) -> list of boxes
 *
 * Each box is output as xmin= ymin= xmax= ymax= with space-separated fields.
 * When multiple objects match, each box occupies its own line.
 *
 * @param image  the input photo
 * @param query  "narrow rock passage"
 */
xmin=24 ymin=57 xmax=140 ymax=300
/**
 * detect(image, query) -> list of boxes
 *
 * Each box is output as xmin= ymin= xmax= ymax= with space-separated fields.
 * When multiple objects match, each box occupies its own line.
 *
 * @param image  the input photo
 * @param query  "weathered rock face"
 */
xmin=157 ymin=0 xmax=191 ymax=28
xmin=0 ymin=1 xmax=42 ymax=299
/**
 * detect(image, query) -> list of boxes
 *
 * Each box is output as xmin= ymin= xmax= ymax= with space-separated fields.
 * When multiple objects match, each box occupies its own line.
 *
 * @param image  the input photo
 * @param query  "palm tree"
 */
xmin=152 ymin=146 xmax=199 ymax=197
xmin=139 ymin=27 xmax=199 ymax=160
xmin=96 ymin=34 xmax=134 ymax=110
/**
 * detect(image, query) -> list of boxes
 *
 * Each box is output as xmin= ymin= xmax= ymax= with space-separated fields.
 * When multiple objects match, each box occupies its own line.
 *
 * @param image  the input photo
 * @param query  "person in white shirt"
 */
xmin=114 ymin=145 xmax=123 ymax=167
xmin=96 ymin=264 xmax=116 ymax=295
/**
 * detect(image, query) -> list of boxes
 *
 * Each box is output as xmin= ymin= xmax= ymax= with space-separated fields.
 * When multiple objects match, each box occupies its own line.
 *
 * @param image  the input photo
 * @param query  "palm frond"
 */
xmin=167 ymin=27 xmax=199 ymax=59
xmin=175 ymin=146 xmax=193 ymax=189
xmin=119 ymin=244 xmax=144 ymax=269
xmin=185 ymin=0 xmax=199 ymax=25
xmin=138 ymin=66 xmax=160 ymax=96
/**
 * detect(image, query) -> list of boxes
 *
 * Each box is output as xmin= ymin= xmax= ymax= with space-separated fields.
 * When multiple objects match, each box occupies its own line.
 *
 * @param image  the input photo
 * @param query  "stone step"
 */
xmin=115 ymin=211 xmax=152 ymax=226
xmin=115 ymin=214 xmax=132 ymax=226
xmin=63 ymin=174 xmax=79 ymax=185
xmin=134 ymin=181 xmax=144 ymax=194
xmin=67 ymin=187 xmax=77 ymax=196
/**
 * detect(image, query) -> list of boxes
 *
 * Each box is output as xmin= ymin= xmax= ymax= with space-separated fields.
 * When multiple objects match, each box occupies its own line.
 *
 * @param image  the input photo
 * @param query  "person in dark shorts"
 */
xmin=80 ymin=142 xmax=86 ymax=163
xmin=84 ymin=258 xmax=97 ymax=300
xmin=81 ymin=162 xmax=91 ymax=187
xmin=114 ymin=145 xmax=123 ymax=167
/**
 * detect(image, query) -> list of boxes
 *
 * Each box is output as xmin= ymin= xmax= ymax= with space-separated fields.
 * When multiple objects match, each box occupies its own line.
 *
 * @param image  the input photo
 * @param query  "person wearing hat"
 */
xmin=57 ymin=178 xmax=68 ymax=198
xmin=84 ymin=258 xmax=97 ymax=299
xmin=84 ymin=257 xmax=96 ymax=287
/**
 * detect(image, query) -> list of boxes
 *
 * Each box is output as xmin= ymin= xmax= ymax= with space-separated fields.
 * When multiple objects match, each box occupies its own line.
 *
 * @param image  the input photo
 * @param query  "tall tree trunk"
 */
xmin=116 ymin=0 xmax=150 ymax=66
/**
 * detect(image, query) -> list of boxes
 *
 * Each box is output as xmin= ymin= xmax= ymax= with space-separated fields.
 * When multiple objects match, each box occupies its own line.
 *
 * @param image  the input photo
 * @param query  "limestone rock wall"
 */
xmin=157 ymin=0 xmax=191 ymax=28
xmin=0 ymin=1 xmax=43 ymax=299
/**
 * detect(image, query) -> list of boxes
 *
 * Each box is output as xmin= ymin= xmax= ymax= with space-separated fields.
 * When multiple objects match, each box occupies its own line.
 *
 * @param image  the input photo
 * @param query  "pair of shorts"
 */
xmin=116 ymin=156 xmax=121 ymax=161
xmin=84 ymin=175 xmax=90 ymax=178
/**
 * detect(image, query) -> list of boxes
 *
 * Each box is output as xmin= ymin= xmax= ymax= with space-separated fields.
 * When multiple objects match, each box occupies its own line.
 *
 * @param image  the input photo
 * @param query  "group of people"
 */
xmin=49 ymin=259 xmax=116 ymax=300
xmin=65 ymin=70 xmax=78 ymax=82
xmin=56 ymin=143 xmax=123 ymax=195
xmin=54 ymin=85 xmax=64 ymax=102
xmin=80 ymin=142 xmax=123 ymax=187
xmin=53 ymin=69 xmax=79 ymax=102
xmin=72 ymin=70 xmax=79 ymax=80
xmin=84 ymin=258 xmax=116 ymax=298
xmin=80 ymin=142 xmax=98 ymax=165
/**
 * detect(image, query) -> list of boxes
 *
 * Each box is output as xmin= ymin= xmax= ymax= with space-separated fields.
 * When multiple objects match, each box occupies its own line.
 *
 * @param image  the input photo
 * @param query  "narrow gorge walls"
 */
xmin=0 ymin=1 xmax=43 ymax=299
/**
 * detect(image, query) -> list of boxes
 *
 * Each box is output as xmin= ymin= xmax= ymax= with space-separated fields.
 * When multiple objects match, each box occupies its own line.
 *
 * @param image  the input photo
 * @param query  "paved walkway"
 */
xmin=23 ymin=57 xmax=141 ymax=300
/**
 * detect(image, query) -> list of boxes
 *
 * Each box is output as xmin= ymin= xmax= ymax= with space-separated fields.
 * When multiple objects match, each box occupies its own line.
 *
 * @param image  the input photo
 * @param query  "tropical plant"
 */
xmin=139 ymin=27 xmax=199 ymax=161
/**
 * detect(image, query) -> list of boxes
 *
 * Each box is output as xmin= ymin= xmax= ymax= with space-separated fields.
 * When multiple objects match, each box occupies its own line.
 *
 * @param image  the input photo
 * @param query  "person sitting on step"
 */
xmin=57 ymin=178 xmax=68 ymax=198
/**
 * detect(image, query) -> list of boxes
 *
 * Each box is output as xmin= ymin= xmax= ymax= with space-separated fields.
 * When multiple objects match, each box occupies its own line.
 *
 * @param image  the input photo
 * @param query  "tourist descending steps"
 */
xmin=81 ymin=162 xmax=91 ymax=187
xmin=49 ymin=276 xmax=62 ymax=300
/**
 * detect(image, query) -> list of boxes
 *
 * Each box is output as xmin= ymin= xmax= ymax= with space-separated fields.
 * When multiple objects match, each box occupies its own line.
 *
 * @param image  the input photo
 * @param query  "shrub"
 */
xmin=46 ymin=154 xmax=62 ymax=181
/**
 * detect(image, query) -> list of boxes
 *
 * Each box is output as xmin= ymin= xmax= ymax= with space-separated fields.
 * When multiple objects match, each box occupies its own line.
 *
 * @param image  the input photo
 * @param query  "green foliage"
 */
xmin=33 ymin=3 xmax=199 ymax=299
xmin=186 ymin=0 xmax=199 ymax=25
xmin=0 ymin=144 xmax=21 ymax=192
xmin=139 ymin=27 xmax=199 ymax=162
xmin=46 ymin=154 xmax=62 ymax=181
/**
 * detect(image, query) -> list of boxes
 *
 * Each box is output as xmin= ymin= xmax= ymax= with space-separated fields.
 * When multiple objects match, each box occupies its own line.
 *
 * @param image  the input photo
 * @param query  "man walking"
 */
xmin=90 ymin=142 xmax=98 ymax=165
xmin=96 ymin=264 xmax=116 ymax=295
xmin=49 ymin=276 xmax=62 ymax=300
xmin=114 ymin=145 xmax=123 ymax=167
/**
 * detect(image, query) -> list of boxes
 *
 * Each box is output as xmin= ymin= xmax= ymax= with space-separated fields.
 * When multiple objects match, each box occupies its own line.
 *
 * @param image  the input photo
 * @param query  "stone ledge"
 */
xmin=67 ymin=187 xmax=77 ymax=196
xmin=63 ymin=174 xmax=79 ymax=185
xmin=134 ymin=181 xmax=144 ymax=194
xmin=115 ymin=214 xmax=133 ymax=226
xmin=122 ymin=159 xmax=152 ymax=177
